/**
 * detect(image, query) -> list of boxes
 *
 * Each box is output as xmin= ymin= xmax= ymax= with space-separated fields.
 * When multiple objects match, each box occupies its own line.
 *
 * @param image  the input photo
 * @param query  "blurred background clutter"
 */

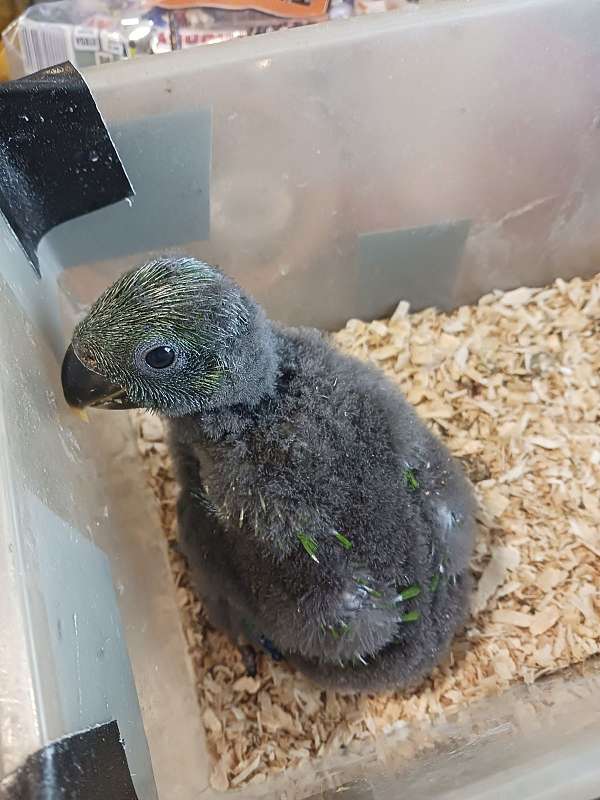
xmin=0 ymin=0 xmax=404 ymax=79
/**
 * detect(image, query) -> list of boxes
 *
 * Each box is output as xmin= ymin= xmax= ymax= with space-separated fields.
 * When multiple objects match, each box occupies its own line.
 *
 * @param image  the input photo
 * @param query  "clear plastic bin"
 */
xmin=2 ymin=0 xmax=600 ymax=798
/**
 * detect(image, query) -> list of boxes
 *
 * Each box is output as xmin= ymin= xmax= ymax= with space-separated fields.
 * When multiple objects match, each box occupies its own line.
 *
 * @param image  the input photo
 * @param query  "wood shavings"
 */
xmin=211 ymin=750 xmax=233 ymax=792
xmin=480 ymin=487 xmax=510 ymax=520
xmin=492 ymin=610 xmax=533 ymax=628
xmin=133 ymin=272 xmax=600 ymax=791
xmin=233 ymin=676 xmax=262 ymax=694
xmin=570 ymin=520 xmax=600 ymax=557
xmin=529 ymin=606 xmax=560 ymax=637
xmin=536 ymin=567 xmax=567 ymax=593
xmin=203 ymin=706 xmax=223 ymax=736
xmin=231 ymin=754 xmax=262 ymax=786
xmin=472 ymin=545 xmax=520 ymax=614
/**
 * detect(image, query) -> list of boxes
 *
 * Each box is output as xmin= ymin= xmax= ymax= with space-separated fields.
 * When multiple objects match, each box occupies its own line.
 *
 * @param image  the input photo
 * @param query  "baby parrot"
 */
xmin=62 ymin=257 xmax=475 ymax=693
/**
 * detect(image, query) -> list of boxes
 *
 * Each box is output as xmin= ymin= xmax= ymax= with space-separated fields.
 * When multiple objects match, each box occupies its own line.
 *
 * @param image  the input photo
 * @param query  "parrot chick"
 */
xmin=61 ymin=257 xmax=476 ymax=693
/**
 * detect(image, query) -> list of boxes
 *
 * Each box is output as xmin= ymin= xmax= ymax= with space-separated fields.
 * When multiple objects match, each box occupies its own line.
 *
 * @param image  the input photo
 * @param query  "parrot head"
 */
xmin=60 ymin=257 xmax=267 ymax=417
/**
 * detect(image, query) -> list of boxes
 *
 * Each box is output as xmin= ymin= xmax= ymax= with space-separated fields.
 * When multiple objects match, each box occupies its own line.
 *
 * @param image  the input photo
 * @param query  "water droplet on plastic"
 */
xmin=125 ymin=198 xmax=133 ymax=207
xmin=89 ymin=150 xmax=99 ymax=162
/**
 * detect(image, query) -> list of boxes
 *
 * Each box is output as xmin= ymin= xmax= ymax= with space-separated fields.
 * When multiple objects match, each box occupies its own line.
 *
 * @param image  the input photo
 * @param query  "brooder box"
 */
xmin=1 ymin=0 xmax=600 ymax=798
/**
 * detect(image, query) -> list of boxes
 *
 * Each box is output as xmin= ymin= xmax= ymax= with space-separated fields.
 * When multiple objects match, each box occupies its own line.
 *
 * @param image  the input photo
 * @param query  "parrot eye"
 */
xmin=144 ymin=346 xmax=176 ymax=369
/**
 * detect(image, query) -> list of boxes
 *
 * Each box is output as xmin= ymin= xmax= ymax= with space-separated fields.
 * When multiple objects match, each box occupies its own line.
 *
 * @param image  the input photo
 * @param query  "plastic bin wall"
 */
xmin=2 ymin=1 xmax=600 ymax=799
xmin=49 ymin=0 xmax=600 ymax=330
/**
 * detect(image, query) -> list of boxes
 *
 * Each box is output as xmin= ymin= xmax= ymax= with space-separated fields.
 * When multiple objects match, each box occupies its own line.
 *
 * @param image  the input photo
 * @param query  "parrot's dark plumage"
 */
xmin=62 ymin=257 xmax=476 ymax=693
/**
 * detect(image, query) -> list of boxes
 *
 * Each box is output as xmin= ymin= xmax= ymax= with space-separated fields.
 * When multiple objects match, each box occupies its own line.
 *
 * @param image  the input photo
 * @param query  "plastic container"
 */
xmin=2 ymin=1 xmax=600 ymax=798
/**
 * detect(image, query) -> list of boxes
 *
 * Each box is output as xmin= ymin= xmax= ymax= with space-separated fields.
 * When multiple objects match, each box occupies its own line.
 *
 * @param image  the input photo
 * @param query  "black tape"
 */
xmin=0 ymin=720 xmax=140 ymax=800
xmin=0 ymin=62 xmax=133 ymax=275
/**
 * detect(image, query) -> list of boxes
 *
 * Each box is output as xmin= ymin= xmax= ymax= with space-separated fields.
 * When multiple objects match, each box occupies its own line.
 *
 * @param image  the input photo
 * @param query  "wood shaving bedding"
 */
xmin=133 ymin=272 xmax=600 ymax=791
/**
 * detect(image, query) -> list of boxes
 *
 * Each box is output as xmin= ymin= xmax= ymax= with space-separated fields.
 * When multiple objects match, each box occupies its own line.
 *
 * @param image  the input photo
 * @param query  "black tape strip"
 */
xmin=0 ymin=62 xmax=133 ymax=275
xmin=0 ymin=720 xmax=140 ymax=800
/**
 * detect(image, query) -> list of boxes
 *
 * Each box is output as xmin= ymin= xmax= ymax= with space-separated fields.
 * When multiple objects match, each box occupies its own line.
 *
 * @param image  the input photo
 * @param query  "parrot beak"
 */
xmin=61 ymin=344 xmax=139 ymax=410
